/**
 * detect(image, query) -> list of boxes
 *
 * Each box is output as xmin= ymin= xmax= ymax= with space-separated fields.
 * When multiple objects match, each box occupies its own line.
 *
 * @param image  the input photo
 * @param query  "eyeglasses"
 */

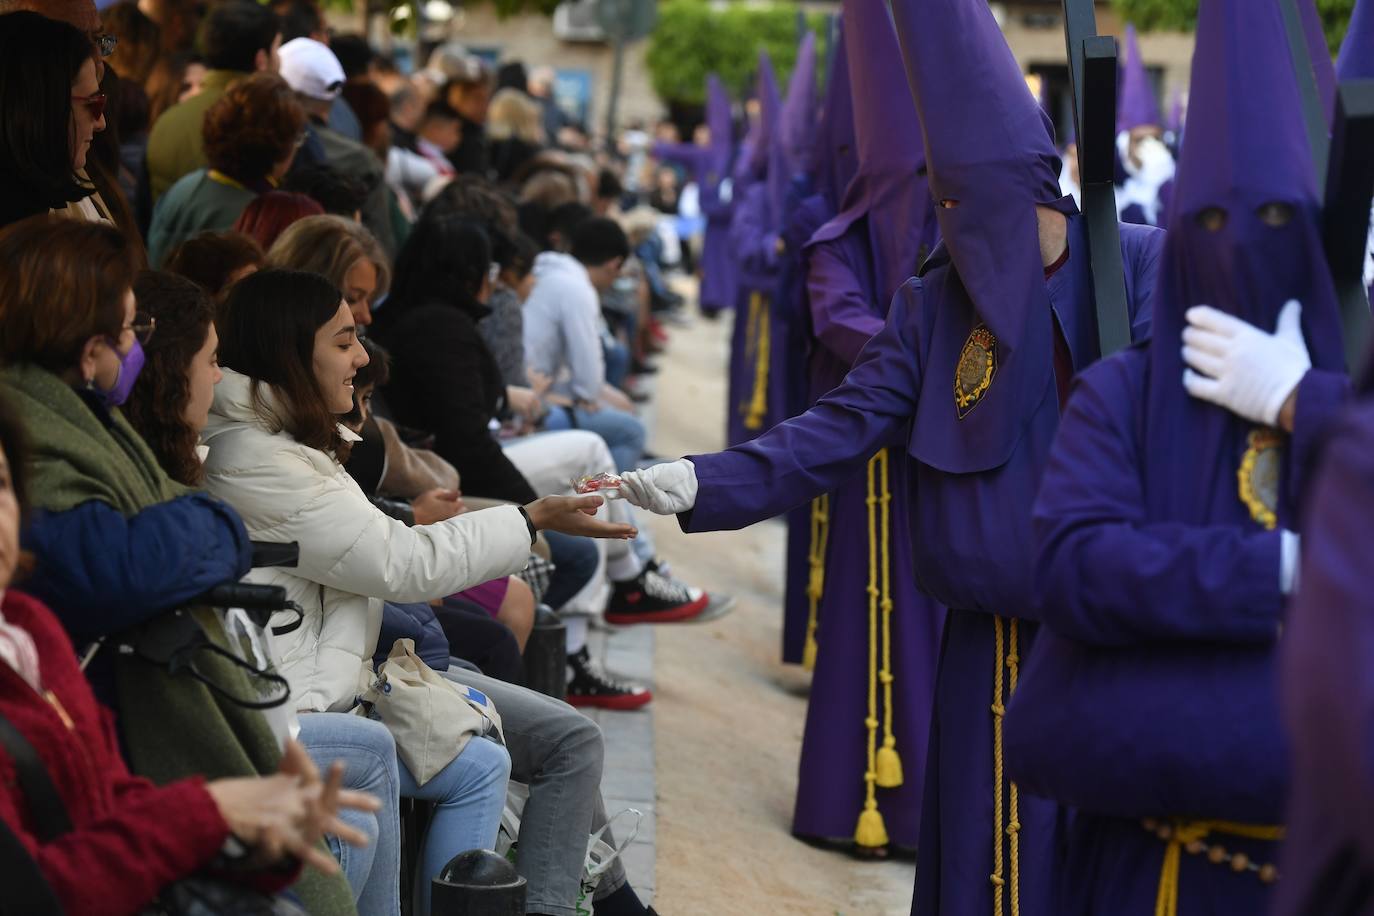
xmin=91 ymin=32 xmax=117 ymax=57
xmin=71 ymin=91 xmax=107 ymax=121
xmin=124 ymin=312 xmax=156 ymax=345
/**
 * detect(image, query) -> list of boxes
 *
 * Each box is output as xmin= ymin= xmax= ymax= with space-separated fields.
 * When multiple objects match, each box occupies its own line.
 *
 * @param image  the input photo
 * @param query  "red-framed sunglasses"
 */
xmin=71 ymin=91 xmax=107 ymax=121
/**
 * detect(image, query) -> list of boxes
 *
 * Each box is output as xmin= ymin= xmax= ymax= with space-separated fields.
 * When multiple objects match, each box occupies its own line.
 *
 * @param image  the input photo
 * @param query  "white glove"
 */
xmin=1181 ymin=299 xmax=1311 ymax=426
xmin=619 ymin=459 xmax=699 ymax=515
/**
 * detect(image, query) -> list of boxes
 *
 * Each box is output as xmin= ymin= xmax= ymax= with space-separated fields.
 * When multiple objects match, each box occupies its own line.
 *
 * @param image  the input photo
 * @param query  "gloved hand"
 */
xmin=619 ymin=459 xmax=699 ymax=515
xmin=1182 ymin=299 xmax=1311 ymax=426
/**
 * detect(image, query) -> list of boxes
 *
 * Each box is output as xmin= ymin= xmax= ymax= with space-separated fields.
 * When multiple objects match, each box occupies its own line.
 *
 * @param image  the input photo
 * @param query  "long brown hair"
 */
xmin=123 ymin=271 xmax=215 ymax=486
xmin=217 ymin=268 xmax=350 ymax=459
xmin=265 ymin=214 xmax=391 ymax=302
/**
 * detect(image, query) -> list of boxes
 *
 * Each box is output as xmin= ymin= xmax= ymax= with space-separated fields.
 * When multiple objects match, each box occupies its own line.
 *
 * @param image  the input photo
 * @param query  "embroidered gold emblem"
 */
xmin=954 ymin=325 xmax=997 ymax=419
xmin=1238 ymin=428 xmax=1284 ymax=530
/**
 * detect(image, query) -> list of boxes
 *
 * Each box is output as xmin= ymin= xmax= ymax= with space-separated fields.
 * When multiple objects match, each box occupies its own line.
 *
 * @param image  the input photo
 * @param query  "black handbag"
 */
xmin=0 ymin=710 xmax=306 ymax=916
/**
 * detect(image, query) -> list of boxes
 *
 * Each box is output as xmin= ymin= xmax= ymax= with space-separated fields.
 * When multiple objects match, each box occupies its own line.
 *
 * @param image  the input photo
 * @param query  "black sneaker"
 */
xmin=565 ymin=647 xmax=652 ymax=710
xmin=606 ymin=566 xmax=709 ymax=625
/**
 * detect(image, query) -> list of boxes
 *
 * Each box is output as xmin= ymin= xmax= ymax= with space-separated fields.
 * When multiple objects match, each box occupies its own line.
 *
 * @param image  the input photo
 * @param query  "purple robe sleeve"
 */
xmin=685 ymin=282 xmax=924 ymax=532
xmin=806 ymin=240 xmax=885 ymax=365
xmin=652 ymin=142 xmax=706 ymax=173
xmin=1032 ymin=355 xmax=1285 ymax=647
xmin=730 ymin=184 xmax=781 ymax=274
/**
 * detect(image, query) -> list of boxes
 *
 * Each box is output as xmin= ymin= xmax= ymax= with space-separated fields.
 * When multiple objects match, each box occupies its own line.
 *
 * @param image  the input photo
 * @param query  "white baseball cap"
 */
xmin=279 ymin=37 xmax=345 ymax=102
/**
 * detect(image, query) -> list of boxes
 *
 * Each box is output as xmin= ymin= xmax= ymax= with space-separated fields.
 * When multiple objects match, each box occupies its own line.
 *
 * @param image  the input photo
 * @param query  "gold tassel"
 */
xmin=802 ymin=494 xmax=829 ymax=672
xmin=855 ymin=801 xmax=890 ymax=848
xmin=876 ymin=740 xmax=904 ymax=789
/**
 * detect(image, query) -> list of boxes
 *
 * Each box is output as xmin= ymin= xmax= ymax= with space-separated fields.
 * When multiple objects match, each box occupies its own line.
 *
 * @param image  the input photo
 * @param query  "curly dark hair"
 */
xmin=124 ymin=272 xmax=216 ymax=487
xmin=202 ymin=72 xmax=306 ymax=184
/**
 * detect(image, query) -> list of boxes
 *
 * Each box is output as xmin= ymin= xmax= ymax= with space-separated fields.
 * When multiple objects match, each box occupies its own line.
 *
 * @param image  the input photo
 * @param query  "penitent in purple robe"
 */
xmin=1004 ymin=1 xmax=1350 ymax=913
xmin=655 ymin=74 xmax=737 ymax=315
xmin=726 ymin=52 xmax=783 ymax=448
xmin=682 ymin=212 xmax=1163 ymax=915
xmin=786 ymin=0 xmax=943 ymax=850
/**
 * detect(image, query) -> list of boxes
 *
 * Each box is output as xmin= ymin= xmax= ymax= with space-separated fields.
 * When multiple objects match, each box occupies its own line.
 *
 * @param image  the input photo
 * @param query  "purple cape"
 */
xmin=891 ymin=0 xmax=1076 ymax=476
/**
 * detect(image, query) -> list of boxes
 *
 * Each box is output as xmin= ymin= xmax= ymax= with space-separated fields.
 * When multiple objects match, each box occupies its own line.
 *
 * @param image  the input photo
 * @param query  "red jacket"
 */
xmin=0 ymin=590 xmax=252 ymax=916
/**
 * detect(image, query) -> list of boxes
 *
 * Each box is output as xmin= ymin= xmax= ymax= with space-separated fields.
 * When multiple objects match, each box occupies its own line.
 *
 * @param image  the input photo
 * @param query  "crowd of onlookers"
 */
xmin=0 ymin=1 xmax=719 ymax=913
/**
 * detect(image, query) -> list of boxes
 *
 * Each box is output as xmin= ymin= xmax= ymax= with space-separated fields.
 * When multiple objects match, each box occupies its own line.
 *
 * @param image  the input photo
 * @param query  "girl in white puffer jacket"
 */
xmin=201 ymin=269 xmax=636 ymax=914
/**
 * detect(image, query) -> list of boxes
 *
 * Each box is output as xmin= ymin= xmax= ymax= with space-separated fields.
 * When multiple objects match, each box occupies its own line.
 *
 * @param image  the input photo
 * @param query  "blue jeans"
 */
xmin=296 ymin=713 xmax=402 ymax=916
xmin=544 ymin=405 xmax=646 ymax=472
xmin=603 ymin=338 xmax=631 ymax=389
xmin=399 ymin=734 xmax=511 ymax=916
xmin=541 ymin=530 xmax=599 ymax=611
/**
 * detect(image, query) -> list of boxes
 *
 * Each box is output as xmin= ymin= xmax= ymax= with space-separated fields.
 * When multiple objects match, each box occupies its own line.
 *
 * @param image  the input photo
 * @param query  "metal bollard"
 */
xmin=523 ymin=604 xmax=567 ymax=700
xmin=430 ymin=849 xmax=527 ymax=916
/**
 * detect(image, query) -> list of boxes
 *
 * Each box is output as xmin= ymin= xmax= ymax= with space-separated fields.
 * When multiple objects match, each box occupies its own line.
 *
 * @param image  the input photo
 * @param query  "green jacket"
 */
xmin=148 ymin=169 xmax=257 ymax=267
xmin=0 ymin=364 xmax=357 ymax=915
xmin=146 ymin=70 xmax=241 ymax=202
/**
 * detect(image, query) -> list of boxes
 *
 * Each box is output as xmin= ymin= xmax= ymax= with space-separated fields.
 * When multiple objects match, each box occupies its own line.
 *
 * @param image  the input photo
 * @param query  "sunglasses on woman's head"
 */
xmin=71 ymin=91 xmax=107 ymax=121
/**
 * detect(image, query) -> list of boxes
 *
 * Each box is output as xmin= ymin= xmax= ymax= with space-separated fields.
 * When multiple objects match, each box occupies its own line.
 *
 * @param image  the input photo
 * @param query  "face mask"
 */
xmin=95 ymin=338 xmax=145 ymax=407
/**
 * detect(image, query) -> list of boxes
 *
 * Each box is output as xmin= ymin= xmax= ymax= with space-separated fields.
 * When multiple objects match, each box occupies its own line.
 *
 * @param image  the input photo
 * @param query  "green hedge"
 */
xmin=646 ymin=0 xmax=830 ymax=106
xmin=1111 ymin=0 xmax=1357 ymax=51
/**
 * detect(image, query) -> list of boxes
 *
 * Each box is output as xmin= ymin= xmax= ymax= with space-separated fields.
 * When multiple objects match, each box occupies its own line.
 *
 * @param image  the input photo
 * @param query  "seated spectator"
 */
xmin=526 ymin=217 xmax=647 ymax=471
xmin=0 ymin=12 xmax=112 ymax=229
xmin=144 ymin=50 xmax=207 ymax=126
xmin=0 ymin=216 xmax=357 ymax=912
xmin=284 ymin=161 xmax=371 ymax=219
xmin=203 ymin=268 xmax=638 ymax=912
xmin=145 ymin=0 xmax=281 ymax=200
xmin=277 ymin=36 xmax=396 ymax=257
xmin=162 ymin=229 xmax=264 ymax=301
xmin=0 ymin=392 xmax=374 ymax=912
xmin=265 ymin=213 xmax=390 ymax=327
xmin=441 ymin=56 xmax=493 ymax=175
xmin=123 ymin=269 xmax=406 ymax=915
xmin=233 ymin=190 xmax=324 ymax=251
xmin=487 ymin=87 xmax=545 ymax=185
xmin=147 ymin=73 xmax=306 ymax=266
xmin=415 ymin=101 xmax=461 ymax=177
xmin=480 ymin=230 xmax=540 ymax=387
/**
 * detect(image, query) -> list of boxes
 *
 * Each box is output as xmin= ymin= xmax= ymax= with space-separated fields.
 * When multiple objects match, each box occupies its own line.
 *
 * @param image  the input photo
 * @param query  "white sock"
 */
xmin=564 ymin=615 xmax=588 ymax=656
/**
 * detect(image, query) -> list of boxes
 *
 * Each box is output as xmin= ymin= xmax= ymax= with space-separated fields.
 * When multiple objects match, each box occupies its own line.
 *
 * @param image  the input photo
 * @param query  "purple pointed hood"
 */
xmin=768 ymin=32 xmax=817 ymax=222
xmin=705 ymin=74 xmax=734 ymax=180
xmin=1338 ymin=0 xmax=1374 ymax=79
xmin=891 ymin=0 xmax=1071 ymax=472
xmin=1117 ymin=24 xmax=1162 ymax=132
xmin=813 ymin=16 xmax=857 ymax=209
xmin=807 ymin=0 xmax=937 ymax=304
xmin=1144 ymin=0 xmax=1344 ymax=527
xmin=779 ymin=32 xmax=818 ymax=177
xmin=745 ymin=50 xmax=781 ymax=182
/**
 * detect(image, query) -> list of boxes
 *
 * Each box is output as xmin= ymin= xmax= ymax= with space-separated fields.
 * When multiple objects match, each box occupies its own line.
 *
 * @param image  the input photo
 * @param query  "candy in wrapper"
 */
xmin=572 ymin=472 xmax=624 ymax=497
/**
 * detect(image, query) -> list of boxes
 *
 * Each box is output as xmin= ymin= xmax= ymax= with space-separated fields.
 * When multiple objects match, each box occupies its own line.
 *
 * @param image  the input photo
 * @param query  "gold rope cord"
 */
xmin=743 ymin=293 xmax=771 ymax=430
xmin=1153 ymin=821 xmax=1284 ymax=916
xmin=875 ymin=450 xmax=903 ymax=788
xmin=991 ymin=615 xmax=1007 ymax=914
xmin=802 ymin=494 xmax=830 ymax=671
xmin=1006 ymin=620 xmax=1021 ymax=916
xmin=854 ymin=453 xmax=888 ymax=847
